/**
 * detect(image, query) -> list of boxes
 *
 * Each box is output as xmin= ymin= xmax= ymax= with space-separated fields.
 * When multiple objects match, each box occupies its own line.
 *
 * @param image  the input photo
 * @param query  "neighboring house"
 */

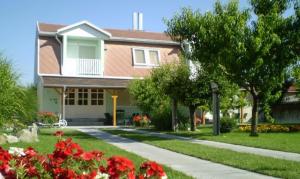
xmin=35 ymin=16 xmax=180 ymax=125
xmin=272 ymin=85 xmax=300 ymax=123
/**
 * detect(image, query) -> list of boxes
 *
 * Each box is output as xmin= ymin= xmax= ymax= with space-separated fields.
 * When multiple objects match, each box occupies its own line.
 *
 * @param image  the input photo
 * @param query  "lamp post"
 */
xmin=211 ymin=82 xmax=220 ymax=135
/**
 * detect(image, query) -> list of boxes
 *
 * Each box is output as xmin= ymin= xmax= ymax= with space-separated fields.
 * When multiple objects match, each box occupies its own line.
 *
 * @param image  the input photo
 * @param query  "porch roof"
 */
xmin=41 ymin=76 xmax=131 ymax=88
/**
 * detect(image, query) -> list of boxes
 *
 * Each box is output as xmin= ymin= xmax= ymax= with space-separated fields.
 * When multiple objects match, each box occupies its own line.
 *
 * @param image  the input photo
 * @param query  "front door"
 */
xmin=65 ymin=88 xmax=106 ymax=119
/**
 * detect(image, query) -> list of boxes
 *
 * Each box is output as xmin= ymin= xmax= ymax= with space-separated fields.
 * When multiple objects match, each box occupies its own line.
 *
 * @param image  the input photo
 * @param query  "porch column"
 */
xmin=112 ymin=95 xmax=118 ymax=126
xmin=62 ymin=86 xmax=66 ymax=120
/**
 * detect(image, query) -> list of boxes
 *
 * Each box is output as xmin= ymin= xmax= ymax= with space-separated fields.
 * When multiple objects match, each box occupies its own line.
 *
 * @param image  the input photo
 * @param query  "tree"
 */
xmin=151 ymin=62 xmax=211 ymax=131
xmin=165 ymin=0 xmax=299 ymax=136
xmin=0 ymin=54 xmax=23 ymax=125
xmin=128 ymin=78 xmax=169 ymax=113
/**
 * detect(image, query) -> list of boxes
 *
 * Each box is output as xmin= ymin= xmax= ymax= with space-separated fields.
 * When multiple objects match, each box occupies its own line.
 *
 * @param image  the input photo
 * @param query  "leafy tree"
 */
xmin=151 ymin=62 xmax=212 ymax=131
xmin=128 ymin=78 xmax=169 ymax=113
xmin=0 ymin=54 xmax=23 ymax=126
xmin=0 ymin=54 xmax=38 ymax=127
xmin=165 ymin=0 xmax=299 ymax=136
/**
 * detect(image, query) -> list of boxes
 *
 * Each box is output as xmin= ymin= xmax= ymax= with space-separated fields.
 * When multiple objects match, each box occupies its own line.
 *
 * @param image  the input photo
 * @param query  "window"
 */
xmin=79 ymin=46 xmax=96 ymax=59
xmin=134 ymin=49 xmax=146 ymax=64
xmin=149 ymin=50 xmax=159 ymax=65
xmin=78 ymin=88 xmax=88 ymax=105
xmin=91 ymin=89 xmax=104 ymax=105
xmin=65 ymin=88 xmax=75 ymax=105
xmin=67 ymin=39 xmax=98 ymax=59
xmin=133 ymin=48 xmax=160 ymax=66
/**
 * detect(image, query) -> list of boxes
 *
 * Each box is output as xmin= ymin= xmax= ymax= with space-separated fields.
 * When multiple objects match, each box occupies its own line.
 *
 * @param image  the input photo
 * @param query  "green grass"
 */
xmin=1 ymin=128 xmax=192 ymax=179
xmin=161 ymin=125 xmax=300 ymax=154
xmin=103 ymin=129 xmax=300 ymax=179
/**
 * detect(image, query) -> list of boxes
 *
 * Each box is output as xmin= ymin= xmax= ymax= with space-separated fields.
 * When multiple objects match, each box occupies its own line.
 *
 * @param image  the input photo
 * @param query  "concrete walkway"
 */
xmin=120 ymin=128 xmax=300 ymax=162
xmin=79 ymin=128 xmax=276 ymax=179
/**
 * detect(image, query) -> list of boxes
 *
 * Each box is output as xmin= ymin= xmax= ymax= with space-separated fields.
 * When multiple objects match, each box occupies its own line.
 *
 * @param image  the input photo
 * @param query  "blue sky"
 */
xmin=0 ymin=0 xmax=251 ymax=85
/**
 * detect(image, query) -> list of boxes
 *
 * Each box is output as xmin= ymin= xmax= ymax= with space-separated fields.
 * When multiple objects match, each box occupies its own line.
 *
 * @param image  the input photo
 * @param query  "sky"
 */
xmin=0 ymin=0 xmax=253 ymax=85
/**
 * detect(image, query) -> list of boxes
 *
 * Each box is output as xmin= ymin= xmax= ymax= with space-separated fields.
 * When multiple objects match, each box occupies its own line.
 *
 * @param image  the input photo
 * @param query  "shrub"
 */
xmin=220 ymin=117 xmax=237 ymax=133
xmin=0 ymin=131 xmax=167 ymax=179
xmin=37 ymin=112 xmax=58 ymax=124
xmin=239 ymin=124 xmax=300 ymax=133
xmin=151 ymin=106 xmax=172 ymax=130
xmin=133 ymin=114 xmax=151 ymax=127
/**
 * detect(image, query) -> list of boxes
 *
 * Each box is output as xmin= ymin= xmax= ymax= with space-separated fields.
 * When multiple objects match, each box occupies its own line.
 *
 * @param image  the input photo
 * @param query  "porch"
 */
xmin=38 ymin=76 xmax=141 ymax=126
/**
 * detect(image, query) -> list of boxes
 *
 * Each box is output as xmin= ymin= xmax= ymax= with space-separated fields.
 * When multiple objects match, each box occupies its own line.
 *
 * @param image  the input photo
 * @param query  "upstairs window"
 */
xmin=132 ymin=48 xmax=160 ymax=66
xmin=67 ymin=39 xmax=98 ymax=59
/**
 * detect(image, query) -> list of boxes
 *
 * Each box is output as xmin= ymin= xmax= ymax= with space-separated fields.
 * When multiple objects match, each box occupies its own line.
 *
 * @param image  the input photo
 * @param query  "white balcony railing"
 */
xmin=64 ymin=58 xmax=101 ymax=76
xmin=76 ymin=58 xmax=101 ymax=76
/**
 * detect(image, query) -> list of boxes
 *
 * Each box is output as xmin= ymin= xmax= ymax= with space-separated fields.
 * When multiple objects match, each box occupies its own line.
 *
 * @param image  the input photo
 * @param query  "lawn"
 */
xmin=103 ymin=129 xmax=300 ymax=179
xmin=155 ymin=125 xmax=300 ymax=154
xmin=1 ymin=128 xmax=192 ymax=179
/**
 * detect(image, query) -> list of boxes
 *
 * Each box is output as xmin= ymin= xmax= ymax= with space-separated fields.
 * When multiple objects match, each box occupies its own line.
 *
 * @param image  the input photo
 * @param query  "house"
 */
xmin=35 ymin=14 xmax=180 ymax=125
xmin=272 ymin=84 xmax=300 ymax=123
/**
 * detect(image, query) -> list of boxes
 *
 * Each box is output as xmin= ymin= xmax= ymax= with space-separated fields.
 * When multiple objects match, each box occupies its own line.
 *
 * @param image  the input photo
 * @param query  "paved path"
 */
xmin=120 ymin=128 xmax=300 ymax=162
xmin=79 ymin=128 xmax=276 ymax=179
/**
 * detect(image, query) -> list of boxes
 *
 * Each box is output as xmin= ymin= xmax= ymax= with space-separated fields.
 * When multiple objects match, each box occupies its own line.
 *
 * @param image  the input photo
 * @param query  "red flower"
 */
xmin=0 ymin=147 xmax=12 ymax=176
xmin=24 ymin=147 xmax=37 ymax=157
xmin=139 ymin=161 xmax=166 ymax=178
xmin=133 ymin=115 xmax=142 ymax=122
xmin=54 ymin=131 xmax=64 ymax=137
xmin=107 ymin=156 xmax=135 ymax=179
xmin=81 ymin=152 xmax=94 ymax=161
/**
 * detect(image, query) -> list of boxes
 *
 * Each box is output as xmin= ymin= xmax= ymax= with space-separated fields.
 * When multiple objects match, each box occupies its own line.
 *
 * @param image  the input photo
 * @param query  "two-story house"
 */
xmin=35 ymin=16 xmax=180 ymax=125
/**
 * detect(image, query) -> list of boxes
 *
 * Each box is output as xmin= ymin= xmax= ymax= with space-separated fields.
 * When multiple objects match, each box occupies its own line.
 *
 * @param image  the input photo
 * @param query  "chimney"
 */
xmin=138 ymin=12 xmax=143 ymax=31
xmin=133 ymin=12 xmax=138 ymax=30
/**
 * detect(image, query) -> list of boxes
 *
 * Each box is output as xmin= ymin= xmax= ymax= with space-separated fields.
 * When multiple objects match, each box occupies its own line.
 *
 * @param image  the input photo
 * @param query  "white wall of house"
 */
xmin=39 ymin=87 xmax=61 ymax=114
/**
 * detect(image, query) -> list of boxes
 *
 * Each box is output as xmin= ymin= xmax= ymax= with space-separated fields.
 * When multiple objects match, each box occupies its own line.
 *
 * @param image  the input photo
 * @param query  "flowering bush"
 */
xmin=239 ymin=124 xmax=300 ymax=133
xmin=37 ymin=112 xmax=58 ymax=124
xmin=0 ymin=131 xmax=167 ymax=179
xmin=133 ymin=114 xmax=150 ymax=127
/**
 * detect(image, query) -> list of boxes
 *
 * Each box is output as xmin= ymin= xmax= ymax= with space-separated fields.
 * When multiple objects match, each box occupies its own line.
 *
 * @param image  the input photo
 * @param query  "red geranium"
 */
xmin=133 ymin=115 xmax=142 ymax=122
xmin=54 ymin=131 xmax=64 ymax=137
xmin=139 ymin=161 xmax=166 ymax=179
xmin=106 ymin=156 xmax=135 ymax=179
xmin=0 ymin=133 xmax=167 ymax=178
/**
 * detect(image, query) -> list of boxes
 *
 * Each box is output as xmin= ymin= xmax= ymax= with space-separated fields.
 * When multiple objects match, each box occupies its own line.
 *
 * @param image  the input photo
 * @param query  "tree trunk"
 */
xmin=171 ymin=98 xmax=178 ymax=131
xmin=240 ymin=106 xmax=244 ymax=123
xmin=201 ymin=110 xmax=206 ymax=126
xmin=250 ymin=95 xmax=259 ymax=136
xmin=189 ymin=105 xmax=196 ymax=131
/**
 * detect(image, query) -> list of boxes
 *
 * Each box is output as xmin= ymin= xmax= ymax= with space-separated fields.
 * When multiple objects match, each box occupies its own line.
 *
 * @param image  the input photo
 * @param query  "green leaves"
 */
xmin=165 ymin=0 xmax=299 ymax=122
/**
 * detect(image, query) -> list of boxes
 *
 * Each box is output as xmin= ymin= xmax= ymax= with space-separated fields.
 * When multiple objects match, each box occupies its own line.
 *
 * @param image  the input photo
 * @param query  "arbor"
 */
xmin=165 ymin=0 xmax=299 ymax=136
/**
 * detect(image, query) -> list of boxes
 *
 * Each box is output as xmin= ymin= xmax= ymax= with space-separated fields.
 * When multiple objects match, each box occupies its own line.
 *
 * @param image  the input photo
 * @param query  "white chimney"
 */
xmin=133 ymin=12 xmax=138 ymax=30
xmin=138 ymin=12 xmax=143 ymax=31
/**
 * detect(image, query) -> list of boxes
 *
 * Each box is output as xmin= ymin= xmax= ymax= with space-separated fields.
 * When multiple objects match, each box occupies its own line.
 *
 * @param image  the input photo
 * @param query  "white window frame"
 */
xmin=132 ymin=48 xmax=160 ymax=67
xmin=67 ymin=39 xmax=99 ymax=60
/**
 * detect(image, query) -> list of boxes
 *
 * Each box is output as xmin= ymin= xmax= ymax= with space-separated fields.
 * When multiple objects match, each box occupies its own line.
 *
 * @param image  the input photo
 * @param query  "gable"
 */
xmin=57 ymin=21 xmax=111 ymax=39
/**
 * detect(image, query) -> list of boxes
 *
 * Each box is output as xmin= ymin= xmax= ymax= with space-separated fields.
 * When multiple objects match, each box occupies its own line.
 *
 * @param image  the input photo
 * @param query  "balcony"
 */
xmin=64 ymin=58 xmax=102 ymax=76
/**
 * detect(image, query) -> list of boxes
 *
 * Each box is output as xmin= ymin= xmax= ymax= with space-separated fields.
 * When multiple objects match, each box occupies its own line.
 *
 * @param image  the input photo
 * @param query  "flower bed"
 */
xmin=239 ymin=124 xmax=300 ymax=133
xmin=37 ymin=112 xmax=58 ymax=125
xmin=0 ymin=131 xmax=167 ymax=179
xmin=133 ymin=114 xmax=151 ymax=127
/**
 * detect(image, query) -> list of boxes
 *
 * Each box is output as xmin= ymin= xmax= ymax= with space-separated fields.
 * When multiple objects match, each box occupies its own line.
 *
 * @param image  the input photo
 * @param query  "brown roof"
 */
xmin=38 ymin=22 xmax=173 ymax=41
xmin=42 ymin=76 xmax=130 ymax=88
